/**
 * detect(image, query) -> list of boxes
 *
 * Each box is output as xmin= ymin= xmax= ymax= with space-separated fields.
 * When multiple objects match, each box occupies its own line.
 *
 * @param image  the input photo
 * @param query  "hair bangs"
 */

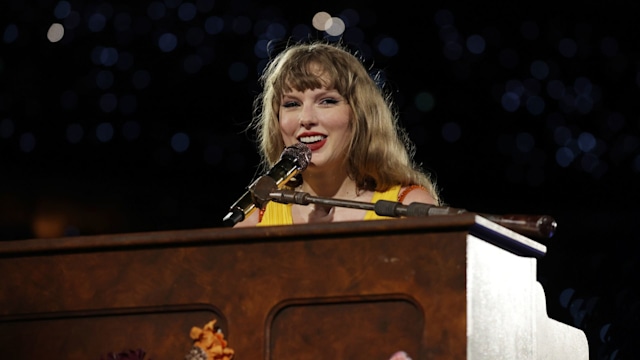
xmin=275 ymin=52 xmax=351 ymax=98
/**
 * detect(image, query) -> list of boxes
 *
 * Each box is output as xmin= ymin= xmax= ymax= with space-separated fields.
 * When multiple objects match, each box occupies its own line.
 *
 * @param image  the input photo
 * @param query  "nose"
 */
xmin=299 ymin=118 xmax=314 ymax=128
xmin=298 ymin=106 xmax=316 ymax=128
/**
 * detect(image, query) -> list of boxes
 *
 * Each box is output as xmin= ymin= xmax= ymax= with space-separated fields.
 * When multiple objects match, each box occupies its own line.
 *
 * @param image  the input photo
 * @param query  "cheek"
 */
xmin=326 ymin=108 xmax=352 ymax=133
xmin=278 ymin=112 xmax=298 ymax=138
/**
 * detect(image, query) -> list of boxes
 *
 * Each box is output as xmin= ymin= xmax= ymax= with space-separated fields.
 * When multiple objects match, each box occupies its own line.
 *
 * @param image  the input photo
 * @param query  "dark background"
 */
xmin=2 ymin=1 xmax=639 ymax=358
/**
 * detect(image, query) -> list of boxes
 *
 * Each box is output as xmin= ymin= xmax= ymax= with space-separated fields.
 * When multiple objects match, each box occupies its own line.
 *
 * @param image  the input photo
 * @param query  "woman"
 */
xmin=234 ymin=41 xmax=440 ymax=227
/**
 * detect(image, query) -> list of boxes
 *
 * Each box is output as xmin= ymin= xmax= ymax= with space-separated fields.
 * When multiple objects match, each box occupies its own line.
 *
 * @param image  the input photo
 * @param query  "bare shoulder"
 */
xmin=232 ymin=210 xmax=260 ymax=228
xmin=399 ymin=186 xmax=438 ymax=205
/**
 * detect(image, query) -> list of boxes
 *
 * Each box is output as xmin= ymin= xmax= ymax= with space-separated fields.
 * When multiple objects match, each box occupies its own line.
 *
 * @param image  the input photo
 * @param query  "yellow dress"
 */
xmin=257 ymin=185 xmax=402 ymax=226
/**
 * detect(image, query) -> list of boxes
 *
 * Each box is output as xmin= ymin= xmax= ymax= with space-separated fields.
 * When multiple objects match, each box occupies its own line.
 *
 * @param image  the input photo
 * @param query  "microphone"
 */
xmin=222 ymin=143 xmax=312 ymax=227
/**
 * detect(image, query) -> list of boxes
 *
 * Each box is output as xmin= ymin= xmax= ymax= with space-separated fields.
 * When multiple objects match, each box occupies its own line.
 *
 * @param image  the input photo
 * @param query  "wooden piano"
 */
xmin=0 ymin=213 xmax=588 ymax=359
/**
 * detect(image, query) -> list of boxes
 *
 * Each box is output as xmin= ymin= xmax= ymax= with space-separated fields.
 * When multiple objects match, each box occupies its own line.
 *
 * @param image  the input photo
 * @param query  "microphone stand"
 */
xmin=251 ymin=176 xmax=557 ymax=240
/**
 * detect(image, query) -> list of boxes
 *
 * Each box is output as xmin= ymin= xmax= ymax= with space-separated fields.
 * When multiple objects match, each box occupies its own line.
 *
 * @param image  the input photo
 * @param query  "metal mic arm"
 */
xmin=258 ymin=183 xmax=556 ymax=239
xmin=478 ymin=213 xmax=557 ymax=239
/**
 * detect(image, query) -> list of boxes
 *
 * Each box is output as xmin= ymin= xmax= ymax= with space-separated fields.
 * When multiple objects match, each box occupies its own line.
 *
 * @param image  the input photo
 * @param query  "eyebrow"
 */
xmin=282 ymin=88 xmax=340 ymax=95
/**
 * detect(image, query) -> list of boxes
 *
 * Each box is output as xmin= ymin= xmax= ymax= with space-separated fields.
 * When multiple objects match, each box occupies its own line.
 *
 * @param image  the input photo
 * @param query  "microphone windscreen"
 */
xmin=281 ymin=143 xmax=312 ymax=170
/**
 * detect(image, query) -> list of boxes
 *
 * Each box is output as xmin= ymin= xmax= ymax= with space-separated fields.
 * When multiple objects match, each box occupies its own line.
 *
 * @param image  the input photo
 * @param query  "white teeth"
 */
xmin=298 ymin=135 xmax=325 ymax=143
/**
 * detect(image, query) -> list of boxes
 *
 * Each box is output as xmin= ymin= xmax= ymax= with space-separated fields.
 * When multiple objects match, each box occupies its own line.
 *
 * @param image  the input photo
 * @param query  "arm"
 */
xmin=398 ymin=185 xmax=438 ymax=205
xmin=232 ymin=210 xmax=260 ymax=228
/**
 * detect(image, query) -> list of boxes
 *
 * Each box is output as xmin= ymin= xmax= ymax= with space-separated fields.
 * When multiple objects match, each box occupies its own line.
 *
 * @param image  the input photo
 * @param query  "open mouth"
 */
xmin=298 ymin=135 xmax=326 ymax=144
xmin=297 ymin=135 xmax=327 ymax=151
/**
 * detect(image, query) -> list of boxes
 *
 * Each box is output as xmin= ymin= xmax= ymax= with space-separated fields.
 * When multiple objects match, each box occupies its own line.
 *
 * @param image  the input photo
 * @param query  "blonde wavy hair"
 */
xmin=250 ymin=40 xmax=440 ymax=204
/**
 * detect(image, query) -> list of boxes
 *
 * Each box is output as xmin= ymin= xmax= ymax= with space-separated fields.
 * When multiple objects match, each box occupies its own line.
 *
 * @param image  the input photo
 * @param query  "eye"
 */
xmin=320 ymin=98 xmax=339 ymax=105
xmin=282 ymin=100 xmax=299 ymax=108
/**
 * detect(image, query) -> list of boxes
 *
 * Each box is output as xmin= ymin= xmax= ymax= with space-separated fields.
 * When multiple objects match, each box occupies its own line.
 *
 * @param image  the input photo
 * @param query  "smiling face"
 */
xmin=257 ymin=44 xmax=366 ymax=175
xmin=278 ymin=80 xmax=352 ymax=171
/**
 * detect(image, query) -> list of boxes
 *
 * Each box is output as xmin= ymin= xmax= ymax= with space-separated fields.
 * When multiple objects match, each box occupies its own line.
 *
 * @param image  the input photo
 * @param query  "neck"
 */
xmin=300 ymin=170 xmax=360 ymax=200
